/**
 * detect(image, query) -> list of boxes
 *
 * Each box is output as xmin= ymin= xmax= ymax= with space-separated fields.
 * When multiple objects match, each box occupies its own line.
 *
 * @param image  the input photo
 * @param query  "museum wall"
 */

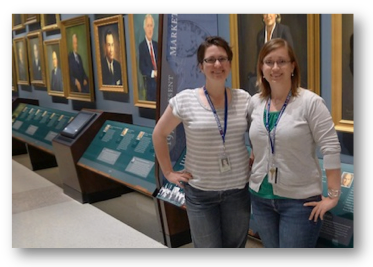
xmin=11 ymin=14 xmax=353 ymax=164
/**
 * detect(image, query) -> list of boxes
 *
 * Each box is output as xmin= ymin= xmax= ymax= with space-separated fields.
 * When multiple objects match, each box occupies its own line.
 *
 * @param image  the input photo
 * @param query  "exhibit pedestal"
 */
xmin=27 ymin=144 xmax=57 ymax=171
xmin=52 ymin=110 xmax=134 ymax=204
xmin=12 ymin=137 xmax=27 ymax=156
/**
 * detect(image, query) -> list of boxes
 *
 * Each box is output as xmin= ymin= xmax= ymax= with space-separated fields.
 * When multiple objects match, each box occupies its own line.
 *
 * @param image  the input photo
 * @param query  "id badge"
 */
xmin=219 ymin=153 xmax=231 ymax=173
xmin=267 ymin=157 xmax=278 ymax=184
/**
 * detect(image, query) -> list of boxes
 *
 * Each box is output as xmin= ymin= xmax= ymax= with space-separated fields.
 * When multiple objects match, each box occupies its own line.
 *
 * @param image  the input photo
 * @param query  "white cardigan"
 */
xmin=248 ymin=88 xmax=341 ymax=199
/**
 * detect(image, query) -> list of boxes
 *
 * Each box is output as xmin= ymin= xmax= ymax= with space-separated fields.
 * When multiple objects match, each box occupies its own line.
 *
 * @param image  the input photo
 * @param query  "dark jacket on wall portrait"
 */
xmin=245 ymin=23 xmax=294 ymax=96
xmin=33 ymin=59 xmax=42 ymax=80
xmin=51 ymin=67 xmax=63 ymax=92
xmin=68 ymin=51 xmax=89 ymax=93
xmin=101 ymin=57 xmax=122 ymax=86
xmin=256 ymin=23 xmax=294 ymax=56
xmin=18 ymin=60 xmax=27 ymax=81
xmin=139 ymin=38 xmax=158 ymax=101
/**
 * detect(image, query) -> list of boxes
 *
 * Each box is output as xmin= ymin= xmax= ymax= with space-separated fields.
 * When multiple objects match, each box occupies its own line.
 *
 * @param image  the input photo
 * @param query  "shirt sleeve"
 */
xmin=169 ymin=94 xmax=182 ymax=120
xmin=306 ymin=94 xmax=341 ymax=169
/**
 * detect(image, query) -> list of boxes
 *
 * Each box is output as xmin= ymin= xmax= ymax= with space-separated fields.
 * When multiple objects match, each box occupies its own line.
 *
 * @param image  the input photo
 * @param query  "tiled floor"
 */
xmin=12 ymin=153 xmax=263 ymax=248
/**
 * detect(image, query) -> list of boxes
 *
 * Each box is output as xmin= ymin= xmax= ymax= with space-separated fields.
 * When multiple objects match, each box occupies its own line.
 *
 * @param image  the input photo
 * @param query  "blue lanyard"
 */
xmin=265 ymin=91 xmax=291 ymax=154
xmin=203 ymin=86 xmax=228 ymax=146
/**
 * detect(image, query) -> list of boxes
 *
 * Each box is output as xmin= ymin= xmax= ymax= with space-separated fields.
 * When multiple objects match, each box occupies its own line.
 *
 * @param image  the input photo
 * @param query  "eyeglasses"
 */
xmin=263 ymin=60 xmax=292 ymax=68
xmin=203 ymin=57 xmax=229 ymax=64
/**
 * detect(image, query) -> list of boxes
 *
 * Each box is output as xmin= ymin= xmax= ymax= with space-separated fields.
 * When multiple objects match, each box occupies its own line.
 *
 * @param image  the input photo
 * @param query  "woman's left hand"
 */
xmin=303 ymin=196 xmax=339 ymax=222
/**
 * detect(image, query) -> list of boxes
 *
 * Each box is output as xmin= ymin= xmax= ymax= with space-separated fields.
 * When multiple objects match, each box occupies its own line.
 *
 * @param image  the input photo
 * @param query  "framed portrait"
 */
xmin=61 ymin=15 xmax=95 ymax=102
xmin=41 ymin=14 xmax=61 ymax=31
xmin=44 ymin=38 xmax=66 ymax=97
xmin=12 ymin=45 xmax=17 ymax=91
xmin=12 ymin=14 xmax=25 ymax=31
xmin=24 ymin=14 xmax=40 ymax=25
xmin=27 ymin=31 xmax=47 ymax=87
xmin=128 ymin=14 xmax=160 ymax=109
xmin=93 ymin=15 xmax=128 ymax=93
xmin=230 ymin=14 xmax=320 ymax=96
xmin=13 ymin=37 xmax=29 ymax=85
xmin=331 ymin=14 xmax=354 ymax=133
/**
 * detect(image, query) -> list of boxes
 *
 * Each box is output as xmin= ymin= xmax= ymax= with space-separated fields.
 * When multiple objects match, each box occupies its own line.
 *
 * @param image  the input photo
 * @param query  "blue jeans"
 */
xmin=250 ymin=193 xmax=323 ymax=248
xmin=184 ymin=183 xmax=251 ymax=248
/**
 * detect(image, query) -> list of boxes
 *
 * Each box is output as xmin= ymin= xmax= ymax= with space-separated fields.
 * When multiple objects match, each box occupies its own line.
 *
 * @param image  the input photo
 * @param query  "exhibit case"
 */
xmin=12 ymin=98 xmax=39 ymax=156
xmin=12 ymin=103 xmax=76 ymax=170
xmin=77 ymin=120 xmax=157 ymax=196
xmin=53 ymin=110 xmax=133 ymax=203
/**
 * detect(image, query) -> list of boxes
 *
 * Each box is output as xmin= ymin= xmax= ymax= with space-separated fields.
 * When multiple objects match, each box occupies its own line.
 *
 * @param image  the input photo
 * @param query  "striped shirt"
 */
xmin=169 ymin=88 xmax=251 ymax=191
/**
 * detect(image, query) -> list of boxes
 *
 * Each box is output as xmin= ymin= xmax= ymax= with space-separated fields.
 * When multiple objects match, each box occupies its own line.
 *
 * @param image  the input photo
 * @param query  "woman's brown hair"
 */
xmin=256 ymin=38 xmax=300 ymax=98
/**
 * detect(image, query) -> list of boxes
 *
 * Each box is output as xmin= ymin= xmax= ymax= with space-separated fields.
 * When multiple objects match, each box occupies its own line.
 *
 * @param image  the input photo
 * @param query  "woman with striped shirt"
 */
xmin=153 ymin=36 xmax=251 ymax=248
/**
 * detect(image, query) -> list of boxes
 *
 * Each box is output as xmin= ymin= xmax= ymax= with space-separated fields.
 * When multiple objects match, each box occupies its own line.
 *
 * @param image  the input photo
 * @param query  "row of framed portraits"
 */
xmin=12 ymin=14 xmax=160 ymax=108
xmin=12 ymin=14 xmax=353 ymax=132
xmin=12 ymin=14 xmax=61 ymax=31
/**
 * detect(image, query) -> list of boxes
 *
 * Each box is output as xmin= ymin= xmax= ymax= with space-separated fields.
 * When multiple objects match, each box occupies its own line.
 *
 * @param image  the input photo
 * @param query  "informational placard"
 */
xmin=12 ymin=104 xmax=76 ymax=151
xmin=317 ymin=160 xmax=354 ymax=248
xmin=78 ymin=120 xmax=156 ymax=195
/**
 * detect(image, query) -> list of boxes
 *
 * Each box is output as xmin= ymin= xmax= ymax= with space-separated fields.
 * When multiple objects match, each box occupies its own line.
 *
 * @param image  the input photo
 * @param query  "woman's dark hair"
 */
xmin=197 ymin=36 xmax=233 ymax=64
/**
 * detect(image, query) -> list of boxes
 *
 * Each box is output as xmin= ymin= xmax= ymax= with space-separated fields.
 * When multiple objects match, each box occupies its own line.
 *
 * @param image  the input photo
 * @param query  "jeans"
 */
xmin=250 ymin=193 xmax=323 ymax=248
xmin=184 ymin=183 xmax=251 ymax=248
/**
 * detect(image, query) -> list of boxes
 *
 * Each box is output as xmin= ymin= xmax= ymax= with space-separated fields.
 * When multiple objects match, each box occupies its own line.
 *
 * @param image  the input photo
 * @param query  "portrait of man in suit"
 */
xmin=50 ymin=51 xmax=63 ymax=92
xmin=68 ymin=33 xmax=89 ymax=93
xmin=32 ymin=43 xmax=42 ymax=81
xmin=101 ymin=29 xmax=122 ymax=86
xmin=256 ymin=14 xmax=294 ymax=56
xmin=17 ymin=44 xmax=27 ymax=81
xmin=138 ymin=14 xmax=158 ymax=102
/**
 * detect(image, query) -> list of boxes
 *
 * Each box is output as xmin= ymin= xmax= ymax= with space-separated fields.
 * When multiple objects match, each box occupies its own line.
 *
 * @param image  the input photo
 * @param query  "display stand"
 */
xmin=52 ymin=111 xmax=134 ymax=204
xmin=12 ymin=98 xmax=39 ymax=156
xmin=75 ymin=120 xmax=157 ymax=202
xmin=12 ymin=103 xmax=75 ymax=170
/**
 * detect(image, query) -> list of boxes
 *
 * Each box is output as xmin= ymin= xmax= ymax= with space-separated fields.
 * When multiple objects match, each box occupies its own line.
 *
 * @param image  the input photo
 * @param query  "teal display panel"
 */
xmin=78 ymin=120 xmax=156 ymax=195
xmin=318 ymin=160 xmax=354 ymax=248
xmin=12 ymin=104 xmax=76 ymax=152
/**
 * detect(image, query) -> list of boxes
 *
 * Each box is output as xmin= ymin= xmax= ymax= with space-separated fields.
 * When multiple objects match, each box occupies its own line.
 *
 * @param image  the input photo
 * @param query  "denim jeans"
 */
xmin=250 ymin=193 xmax=323 ymax=248
xmin=184 ymin=183 xmax=251 ymax=248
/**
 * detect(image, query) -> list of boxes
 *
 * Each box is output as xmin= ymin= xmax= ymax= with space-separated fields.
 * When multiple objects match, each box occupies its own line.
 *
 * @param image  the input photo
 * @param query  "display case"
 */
xmin=77 ymin=120 xmax=157 ymax=198
xmin=52 ymin=111 xmax=133 ymax=203
xmin=12 ymin=103 xmax=76 ymax=170
xmin=12 ymin=98 xmax=39 ymax=156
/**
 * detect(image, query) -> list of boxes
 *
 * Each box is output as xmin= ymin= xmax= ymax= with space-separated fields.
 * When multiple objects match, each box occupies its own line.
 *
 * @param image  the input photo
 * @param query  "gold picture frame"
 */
xmin=41 ymin=14 xmax=61 ymax=31
xmin=27 ymin=31 xmax=47 ymax=87
xmin=230 ymin=14 xmax=320 ymax=95
xmin=128 ymin=14 xmax=160 ymax=109
xmin=12 ymin=14 xmax=25 ymax=31
xmin=13 ymin=36 xmax=29 ymax=85
xmin=93 ymin=15 xmax=128 ymax=93
xmin=24 ymin=14 xmax=40 ymax=25
xmin=331 ymin=14 xmax=354 ymax=133
xmin=12 ymin=45 xmax=17 ymax=91
xmin=44 ymin=38 xmax=66 ymax=97
xmin=60 ymin=15 xmax=95 ymax=102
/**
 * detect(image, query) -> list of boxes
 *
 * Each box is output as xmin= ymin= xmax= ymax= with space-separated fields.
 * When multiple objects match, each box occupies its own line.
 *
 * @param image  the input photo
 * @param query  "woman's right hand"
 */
xmin=165 ymin=171 xmax=193 ymax=188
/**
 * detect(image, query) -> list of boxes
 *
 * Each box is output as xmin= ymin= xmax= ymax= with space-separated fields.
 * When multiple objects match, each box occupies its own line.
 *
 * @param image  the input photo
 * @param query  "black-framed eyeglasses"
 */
xmin=263 ymin=60 xmax=292 ymax=68
xmin=203 ymin=57 xmax=229 ymax=64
